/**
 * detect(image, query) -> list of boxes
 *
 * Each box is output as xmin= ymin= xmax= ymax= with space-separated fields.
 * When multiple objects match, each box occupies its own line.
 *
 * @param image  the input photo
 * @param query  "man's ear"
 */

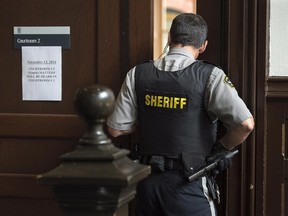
xmin=199 ymin=40 xmax=208 ymax=53
xmin=168 ymin=32 xmax=171 ymax=46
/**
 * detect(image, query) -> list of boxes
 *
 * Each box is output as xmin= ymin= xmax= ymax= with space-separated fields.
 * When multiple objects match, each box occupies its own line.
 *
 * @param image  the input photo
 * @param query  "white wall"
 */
xmin=269 ymin=0 xmax=288 ymax=76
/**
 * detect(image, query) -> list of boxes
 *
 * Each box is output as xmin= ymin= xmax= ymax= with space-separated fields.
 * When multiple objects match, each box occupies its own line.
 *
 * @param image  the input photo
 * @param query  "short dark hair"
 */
xmin=169 ymin=13 xmax=208 ymax=48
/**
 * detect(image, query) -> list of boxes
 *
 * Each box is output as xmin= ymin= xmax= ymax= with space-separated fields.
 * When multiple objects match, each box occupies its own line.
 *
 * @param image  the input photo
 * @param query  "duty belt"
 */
xmin=140 ymin=155 xmax=183 ymax=172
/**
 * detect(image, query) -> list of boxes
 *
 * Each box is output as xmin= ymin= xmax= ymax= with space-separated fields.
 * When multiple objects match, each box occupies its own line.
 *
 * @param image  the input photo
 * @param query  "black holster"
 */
xmin=181 ymin=152 xmax=206 ymax=178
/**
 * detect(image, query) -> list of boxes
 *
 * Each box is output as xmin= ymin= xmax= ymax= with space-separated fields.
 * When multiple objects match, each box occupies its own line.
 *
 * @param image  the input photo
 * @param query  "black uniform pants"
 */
xmin=135 ymin=170 xmax=216 ymax=216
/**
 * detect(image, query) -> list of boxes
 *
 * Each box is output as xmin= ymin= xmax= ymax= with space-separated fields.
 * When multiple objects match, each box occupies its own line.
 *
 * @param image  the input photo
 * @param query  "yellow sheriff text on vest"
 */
xmin=145 ymin=95 xmax=187 ymax=109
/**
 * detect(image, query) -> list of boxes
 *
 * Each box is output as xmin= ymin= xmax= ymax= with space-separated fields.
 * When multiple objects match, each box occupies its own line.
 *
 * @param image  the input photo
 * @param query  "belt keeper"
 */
xmin=166 ymin=159 xmax=174 ymax=169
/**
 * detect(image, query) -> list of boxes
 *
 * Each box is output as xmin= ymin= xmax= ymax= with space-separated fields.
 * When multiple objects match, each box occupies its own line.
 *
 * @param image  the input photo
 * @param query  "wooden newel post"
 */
xmin=37 ymin=84 xmax=150 ymax=216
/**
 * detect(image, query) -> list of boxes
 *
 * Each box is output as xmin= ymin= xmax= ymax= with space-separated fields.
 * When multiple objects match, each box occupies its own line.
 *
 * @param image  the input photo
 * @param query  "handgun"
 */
xmin=186 ymin=150 xmax=239 ymax=182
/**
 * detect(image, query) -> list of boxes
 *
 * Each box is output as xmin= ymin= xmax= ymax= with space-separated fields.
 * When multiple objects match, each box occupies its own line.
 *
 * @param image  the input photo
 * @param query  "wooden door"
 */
xmin=198 ymin=0 xmax=264 ymax=215
xmin=266 ymin=81 xmax=288 ymax=216
xmin=0 ymin=1 xmax=97 ymax=215
xmin=0 ymin=0 xmax=153 ymax=215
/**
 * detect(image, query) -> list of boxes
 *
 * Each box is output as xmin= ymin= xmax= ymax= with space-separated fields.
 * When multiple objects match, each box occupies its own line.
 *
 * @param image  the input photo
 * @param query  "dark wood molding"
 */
xmin=0 ymin=173 xmax=55 ymax=199
xmin=128 ymin=0 xmax=154 ymax=67
xmin=255 ymin=0 xmax=269 ymax=215
xmin=0 ymin=113 xmax=85 ymax=138
xmin=267 ymin=77 xmax=288 ymax=99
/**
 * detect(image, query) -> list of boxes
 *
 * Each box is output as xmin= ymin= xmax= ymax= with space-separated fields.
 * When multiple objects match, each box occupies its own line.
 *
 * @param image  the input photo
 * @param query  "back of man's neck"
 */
xmin=170 ymin=44 xmax=199 ymax=59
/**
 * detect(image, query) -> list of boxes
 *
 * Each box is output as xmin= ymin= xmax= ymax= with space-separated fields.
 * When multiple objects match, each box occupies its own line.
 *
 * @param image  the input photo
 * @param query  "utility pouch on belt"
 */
xmin=181 ymin=152 xmax=206 ymax=177
xmin=149 ymin=156 xmax=165 ymax=172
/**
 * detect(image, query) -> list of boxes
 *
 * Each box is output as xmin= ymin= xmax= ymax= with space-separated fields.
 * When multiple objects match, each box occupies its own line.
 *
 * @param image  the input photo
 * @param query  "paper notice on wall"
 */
xmin=22 ymin=46 xmax=62 ymax=101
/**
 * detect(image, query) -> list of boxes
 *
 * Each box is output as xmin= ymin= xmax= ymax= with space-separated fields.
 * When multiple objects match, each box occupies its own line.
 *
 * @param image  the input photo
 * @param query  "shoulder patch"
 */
xmin=223 ymin=75 xmax=235 ymax=88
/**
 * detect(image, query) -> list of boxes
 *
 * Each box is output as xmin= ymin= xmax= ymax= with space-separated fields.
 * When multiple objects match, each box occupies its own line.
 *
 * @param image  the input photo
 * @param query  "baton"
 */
xmin=186 ymin=150 xmax=239 ymax=182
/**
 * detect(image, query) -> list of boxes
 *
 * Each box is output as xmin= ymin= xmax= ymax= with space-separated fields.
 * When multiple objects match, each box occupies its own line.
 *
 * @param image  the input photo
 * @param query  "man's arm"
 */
xmin=108 ymin=125 xmax=136 ymax=138
xmin=206 ymin=68 xmax=255 ymax=149
xmin=218 ymin=117 xmax=255 ymax=150
xmin=106 ymin=67 xmax=138 ymax=138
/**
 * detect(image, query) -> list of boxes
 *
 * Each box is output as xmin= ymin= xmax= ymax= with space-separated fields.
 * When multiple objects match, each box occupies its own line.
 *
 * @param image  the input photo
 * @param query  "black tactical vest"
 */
xmin=135 ymin=60 xmax=218 ymax=158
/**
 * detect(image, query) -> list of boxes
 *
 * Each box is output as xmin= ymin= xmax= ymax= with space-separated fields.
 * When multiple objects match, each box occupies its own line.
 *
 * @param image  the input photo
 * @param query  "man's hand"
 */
xmin=206 ymin=143 xmax=232 ymax=175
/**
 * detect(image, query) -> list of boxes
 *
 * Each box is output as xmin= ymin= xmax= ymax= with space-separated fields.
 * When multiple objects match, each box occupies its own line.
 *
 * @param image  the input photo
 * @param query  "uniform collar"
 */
xmin=167 ymin=47 xmax=195 ymax=59
xmin=154 ymin=47 xmax=196 ymax=71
